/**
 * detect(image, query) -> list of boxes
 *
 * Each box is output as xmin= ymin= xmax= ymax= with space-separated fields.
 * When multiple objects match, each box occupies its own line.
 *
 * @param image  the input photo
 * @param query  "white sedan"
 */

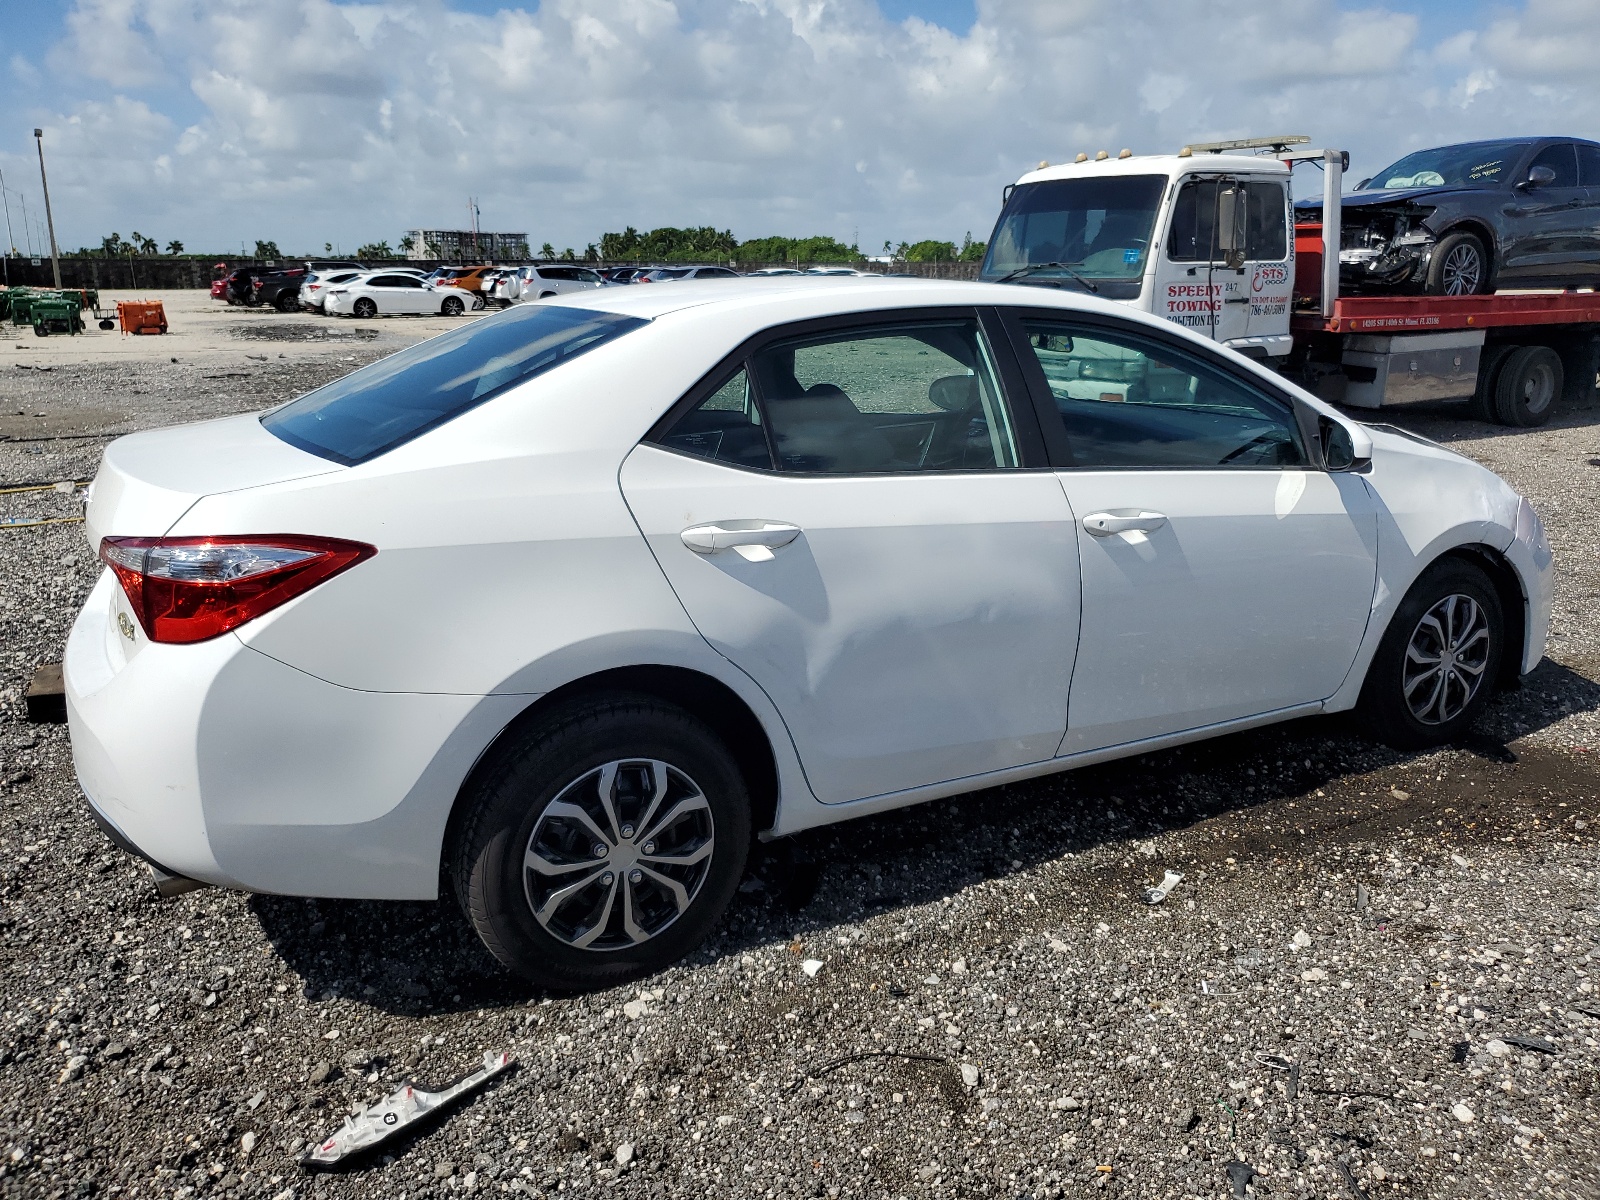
xmin=494 ymin=263 xmax=607 ymax=304
xmin=325 ymin=271 xmax=477 ymax=318
xmin=67 ymin=279 xmax=1551 ymax=990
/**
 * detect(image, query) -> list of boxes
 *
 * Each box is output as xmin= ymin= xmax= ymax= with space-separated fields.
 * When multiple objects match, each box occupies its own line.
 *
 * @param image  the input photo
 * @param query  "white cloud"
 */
xmin=13 ymin=0 xmax=1600 ymax=255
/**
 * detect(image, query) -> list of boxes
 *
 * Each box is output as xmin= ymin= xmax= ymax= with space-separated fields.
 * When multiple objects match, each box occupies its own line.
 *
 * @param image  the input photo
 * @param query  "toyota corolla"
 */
xmin=67 ymin=279 xmax=1552 ymax=989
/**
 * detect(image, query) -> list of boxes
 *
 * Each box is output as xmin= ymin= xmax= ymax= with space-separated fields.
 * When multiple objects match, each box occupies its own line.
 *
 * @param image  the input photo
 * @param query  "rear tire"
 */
xmin=1425 ymin=232 xmax=1490 ymax=296
xmin=353 ymin=297 xmax=377 ymax=319
xmin=275 ymin=293 xmax=298 ymax=313
xmin=450 ymin=694 xmax=751 ymax=991
xmin=1467 ymin=343 xmax=1516 ymax=421
xmin=1356 ymin=559 xmax=1504 ymax=749
xmin=1492 ymin=344 xmax=1561 ymax=427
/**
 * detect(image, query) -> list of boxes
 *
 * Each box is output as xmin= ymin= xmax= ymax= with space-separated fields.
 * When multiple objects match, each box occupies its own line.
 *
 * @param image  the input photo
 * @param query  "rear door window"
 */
xmin=262 ymin=305 xmax=647 ymax=464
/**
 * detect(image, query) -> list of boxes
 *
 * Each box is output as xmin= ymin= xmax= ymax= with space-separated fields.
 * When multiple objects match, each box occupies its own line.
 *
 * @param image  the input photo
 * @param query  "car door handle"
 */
xmin=1224 ymin=296 xmax=1249 ymax=304
xmin=680 ymin=521 xmax=801 ymax=562
xmin=1081 ymin=511 xmax=1167 ymax=537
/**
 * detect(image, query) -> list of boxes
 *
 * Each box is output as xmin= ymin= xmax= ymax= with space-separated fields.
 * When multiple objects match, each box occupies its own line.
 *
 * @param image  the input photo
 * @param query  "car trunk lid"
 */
xmin=86 ymin=413 xmax=340 ymax=548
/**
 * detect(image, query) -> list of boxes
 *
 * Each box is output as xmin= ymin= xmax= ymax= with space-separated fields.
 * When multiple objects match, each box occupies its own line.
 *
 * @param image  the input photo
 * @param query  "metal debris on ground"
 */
xmin=301 ymin=1050 xmax=513 ymax=1169
xmin=1224 ymin=1158 xmax=1258 ymax=1199
xmin=1142 ymin=870 xmax=1183 ymax=904
xmin=1335 ymin=1159 xmax=1371 ymax=1200
xmin=1500 ymin=1033 xmax=1558 ymax=1054
xmin=1253 ymin=1051 xmax=1300 ymax=1102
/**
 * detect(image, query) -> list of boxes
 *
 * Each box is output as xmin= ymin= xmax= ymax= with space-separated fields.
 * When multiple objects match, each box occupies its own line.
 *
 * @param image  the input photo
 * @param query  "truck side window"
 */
xmin=1167 ymin=180 xmax=1219 ymax=262
xmin=1244 ymin=182 xmax=1287 ymax=261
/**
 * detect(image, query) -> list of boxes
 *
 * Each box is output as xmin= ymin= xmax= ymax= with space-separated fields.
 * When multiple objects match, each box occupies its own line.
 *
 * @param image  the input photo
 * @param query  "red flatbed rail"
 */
xmin=1291 ymin=292 xmax=1600 ymax=336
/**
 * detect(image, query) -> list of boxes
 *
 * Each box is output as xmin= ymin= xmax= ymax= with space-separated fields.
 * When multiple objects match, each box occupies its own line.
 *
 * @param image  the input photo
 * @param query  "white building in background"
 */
xmin=405 ymin=229 xmax=529 ymax=261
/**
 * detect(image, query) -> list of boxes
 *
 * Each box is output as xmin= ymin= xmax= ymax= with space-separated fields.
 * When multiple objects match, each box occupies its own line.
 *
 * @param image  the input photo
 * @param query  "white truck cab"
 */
xmin=979 ymin=137 xmax=1321 ymax=362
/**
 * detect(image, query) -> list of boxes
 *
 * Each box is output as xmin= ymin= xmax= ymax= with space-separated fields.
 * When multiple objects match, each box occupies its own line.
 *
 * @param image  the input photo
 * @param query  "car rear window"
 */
xmin=261 ymin=305 xmax=647 ymax=465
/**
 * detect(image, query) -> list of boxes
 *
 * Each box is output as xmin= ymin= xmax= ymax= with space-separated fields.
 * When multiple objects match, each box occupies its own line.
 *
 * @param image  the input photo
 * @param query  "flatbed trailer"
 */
xmin=1285 ymin=207 xmax=1600 ymax=427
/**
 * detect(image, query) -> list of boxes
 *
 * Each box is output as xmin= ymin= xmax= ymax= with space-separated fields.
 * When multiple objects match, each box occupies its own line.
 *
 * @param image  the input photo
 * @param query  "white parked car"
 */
xmin=68 ymin=279 xmax=1551 ymax=989
xmin=495 ymin=264 xmax=607 ymax=305
xmin=298 ymin=270 xmax=363 ymax=312
xmin=325 ymin=271 xmax=477 ymax=318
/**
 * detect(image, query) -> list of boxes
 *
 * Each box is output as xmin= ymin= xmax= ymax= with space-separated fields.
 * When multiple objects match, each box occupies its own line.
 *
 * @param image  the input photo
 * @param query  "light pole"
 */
xmin=0 ymin=168 xmax=13 ymax=285
xmin=34 ymin=127 xmax=61 ymax=288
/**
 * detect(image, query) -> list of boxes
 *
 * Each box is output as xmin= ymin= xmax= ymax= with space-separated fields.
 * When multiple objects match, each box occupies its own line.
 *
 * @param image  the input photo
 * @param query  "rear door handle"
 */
xmin=1082 ymin=510 xmax=1167 ymax=537
xmin=681 ymin=521 xmax=801 ymax=562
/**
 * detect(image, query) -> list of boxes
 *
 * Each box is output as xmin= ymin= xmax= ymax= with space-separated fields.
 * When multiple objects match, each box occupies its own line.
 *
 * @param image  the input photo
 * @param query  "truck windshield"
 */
xmin=1359 ymin=140 xmax=1531 ymax=190
xmin=980 ymin=175 xmax=1165 ymax=298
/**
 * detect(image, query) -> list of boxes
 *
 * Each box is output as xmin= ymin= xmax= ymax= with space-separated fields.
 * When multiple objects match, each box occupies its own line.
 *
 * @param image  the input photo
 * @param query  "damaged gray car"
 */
xmin=1295 ymin=137 xmax=1600 ymax=296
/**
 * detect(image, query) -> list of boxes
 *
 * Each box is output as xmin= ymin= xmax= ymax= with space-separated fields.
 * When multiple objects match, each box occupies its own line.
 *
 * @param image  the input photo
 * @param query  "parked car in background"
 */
xmin=496 ymin=264 xmax=608 ymax=304
xmin=69 ymin=278 xmax=1550 ymax=989
xmin=1297 ymin=136 xmax=1600 ymax=296
xmin=804 ymin=267 xmax=871 ymax=277
xmin=601 ymin=267 xmax=651 ymax=283
xmin=636 ymin=266 xmax=741 ymax=282
xmin=432 ymin=266 xmax=499 ymax=298
xmin=216 ymin=267 xmax=272 ymax=305
xmin=301 ymin=260 xmax=366 ymax=275
xmin=324 ymin=272 xmax=477 ymax=317
xmin=299 ymin=271 xmax=364 ymax=312
xmin=252 ymin=269 xmax=310 ymax=312
xmin=746 ymin=267 xmax=805 ymax=276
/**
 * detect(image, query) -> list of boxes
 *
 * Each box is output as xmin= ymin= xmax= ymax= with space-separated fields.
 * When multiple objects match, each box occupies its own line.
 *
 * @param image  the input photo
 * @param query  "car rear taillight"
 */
xmin=99 ymin=535 xmax=375 ymax=644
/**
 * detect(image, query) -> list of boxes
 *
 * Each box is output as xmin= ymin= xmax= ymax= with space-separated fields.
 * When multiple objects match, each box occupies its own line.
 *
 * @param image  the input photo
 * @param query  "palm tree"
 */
xmin=165 ymin=239 xmax=184 ymax=255
xmin=540 ymin=242 xmax=555 ymax=259
xmin=139 ymin=234 xmax=158 ymax=255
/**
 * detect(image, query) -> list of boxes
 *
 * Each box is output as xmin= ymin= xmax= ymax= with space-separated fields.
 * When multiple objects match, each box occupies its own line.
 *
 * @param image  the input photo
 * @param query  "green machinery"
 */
xmin=1 ymin=288 xmax=89 ymax=336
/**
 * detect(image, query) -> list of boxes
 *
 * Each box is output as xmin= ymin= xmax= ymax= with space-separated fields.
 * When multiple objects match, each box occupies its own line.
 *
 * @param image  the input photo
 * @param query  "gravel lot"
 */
xmin=2 ymin=299 xmax=1599 ymax=1200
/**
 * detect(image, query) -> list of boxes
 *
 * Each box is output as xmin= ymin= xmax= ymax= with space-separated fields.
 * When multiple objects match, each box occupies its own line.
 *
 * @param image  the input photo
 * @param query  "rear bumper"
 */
xmin=66 ymin=571 xmax=527 ymax=899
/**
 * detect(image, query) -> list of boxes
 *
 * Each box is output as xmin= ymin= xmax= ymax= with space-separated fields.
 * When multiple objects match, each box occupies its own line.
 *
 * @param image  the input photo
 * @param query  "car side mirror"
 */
xmin=1319 ymin=416 xmax=1371 ymax=472
xmin=1216 ymin=185 xmax=1248 ymax=269
xmin=1521 ymin=164 xmax=1557 ymax=190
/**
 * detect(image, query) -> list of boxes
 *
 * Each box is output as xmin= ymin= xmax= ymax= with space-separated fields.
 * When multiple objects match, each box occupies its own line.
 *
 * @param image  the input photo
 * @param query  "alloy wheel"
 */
xmin=1441 ymin=243 xmax=1483 ymax=296
xmin=1402 ymin=593 xmax=1492 ymax=724
xmin=523 ymin=759 xmax=715 ymax=951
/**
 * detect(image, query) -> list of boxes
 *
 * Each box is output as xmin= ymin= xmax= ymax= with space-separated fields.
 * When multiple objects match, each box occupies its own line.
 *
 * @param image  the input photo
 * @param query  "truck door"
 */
xmin=1242 ymin=180 xmax=1293 ymax=349
xmin=1153 ymin=176 xmax=1249 ymax=346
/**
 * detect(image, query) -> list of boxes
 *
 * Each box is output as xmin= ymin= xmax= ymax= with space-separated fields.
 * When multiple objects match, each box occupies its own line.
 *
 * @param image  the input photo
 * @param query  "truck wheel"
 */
xmin=1467 ymin=343 xmax=1516 ymax=421
xmin=1356 ymin=558 xmax=1503 ymax=750
xmin=450 ymin=693 xmax=751 ymax=991
xmin=1492 ymin=345 xmax=1562 ymax=427
xmin=1425 ymin=232 xmax=1489 ymax=296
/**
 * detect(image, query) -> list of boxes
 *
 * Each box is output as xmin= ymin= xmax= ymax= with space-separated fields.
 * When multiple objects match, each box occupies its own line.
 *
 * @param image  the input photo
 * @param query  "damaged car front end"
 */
xmin=1334 ymin=199 xmax=1438 ymax=289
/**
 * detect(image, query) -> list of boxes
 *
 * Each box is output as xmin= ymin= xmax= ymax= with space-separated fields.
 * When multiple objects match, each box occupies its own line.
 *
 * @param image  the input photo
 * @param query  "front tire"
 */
xmin=450 ymin=694 xmax=751 ymax=991
xmin=1425 ymin=232 xmax=1490 ymax=296
xmin=1356 ymin=559 xmax=1504 ymax=749
xmin=441 ymin=295 xmax=464 ymax=316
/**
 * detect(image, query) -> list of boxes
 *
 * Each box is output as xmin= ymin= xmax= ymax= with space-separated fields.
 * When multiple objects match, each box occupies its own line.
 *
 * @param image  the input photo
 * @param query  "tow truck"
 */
xmin=980 ymin=135 xmax=1600 ymax=427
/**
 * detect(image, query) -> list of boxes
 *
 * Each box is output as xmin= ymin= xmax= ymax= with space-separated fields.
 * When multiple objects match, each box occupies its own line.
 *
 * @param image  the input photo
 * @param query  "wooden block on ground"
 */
xmin=25 ymin=663 xmax=66 ymax=723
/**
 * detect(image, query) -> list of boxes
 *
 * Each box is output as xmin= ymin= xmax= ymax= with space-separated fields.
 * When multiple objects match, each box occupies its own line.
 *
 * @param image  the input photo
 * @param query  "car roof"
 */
xmin=536 ymin=274 xmax=1199 ymax=333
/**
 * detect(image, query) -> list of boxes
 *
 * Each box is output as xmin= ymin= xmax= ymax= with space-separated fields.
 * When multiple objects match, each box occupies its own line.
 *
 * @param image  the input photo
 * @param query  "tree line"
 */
xmin=64 ymin=228 xmax=988 ymax=266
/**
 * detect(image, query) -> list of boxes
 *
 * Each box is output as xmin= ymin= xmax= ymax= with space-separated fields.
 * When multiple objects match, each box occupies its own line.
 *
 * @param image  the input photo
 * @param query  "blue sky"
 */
xmin=0 ymin=0 xmax=1594 ymax=256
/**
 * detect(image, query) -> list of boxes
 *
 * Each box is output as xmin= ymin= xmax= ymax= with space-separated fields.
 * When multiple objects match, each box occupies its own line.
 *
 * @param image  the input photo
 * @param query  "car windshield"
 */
xmin=980 ymin=175 xmax=1165 ymax=287
xmin=1360 ymin=140 xmax=1532 ymax=190
xmin=262 ymin=305 xmax=647 ymax=465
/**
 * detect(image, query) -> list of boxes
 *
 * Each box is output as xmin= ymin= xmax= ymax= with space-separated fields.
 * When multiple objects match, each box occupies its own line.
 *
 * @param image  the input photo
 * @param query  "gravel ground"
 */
xmin=2 ymin=316 xmax=1599 ymax=1200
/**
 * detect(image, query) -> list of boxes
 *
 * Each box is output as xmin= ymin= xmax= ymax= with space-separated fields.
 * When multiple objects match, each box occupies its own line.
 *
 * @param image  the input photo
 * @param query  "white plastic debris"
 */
xmin=301 ymin=1050 xmax=513 ymax=1168
xmin=1143 ymin=871 xmax=1184 ymax=905
xmin=801 ymin=959 xmax=824 ymax=978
